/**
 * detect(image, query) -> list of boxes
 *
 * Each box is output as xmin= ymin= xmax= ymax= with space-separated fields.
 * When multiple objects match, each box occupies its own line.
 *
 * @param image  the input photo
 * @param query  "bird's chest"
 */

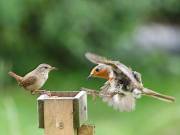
xmin=36 ymin=74 xmax=48 ymax=87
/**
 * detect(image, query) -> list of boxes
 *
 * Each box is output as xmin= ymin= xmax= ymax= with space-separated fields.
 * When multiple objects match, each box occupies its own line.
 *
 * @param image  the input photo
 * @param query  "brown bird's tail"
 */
xmin=142 ymin=88 xmax=175 ymax=103
xmin=8 ymin=71 xmax=22 ymax=83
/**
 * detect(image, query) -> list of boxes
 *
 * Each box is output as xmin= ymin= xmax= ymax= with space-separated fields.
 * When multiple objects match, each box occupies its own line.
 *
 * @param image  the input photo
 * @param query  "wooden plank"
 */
xmin=48 ymin=91 xmax=78 ymax=97
xmin=38 ymin=99 xmax=44 ymax=128
xmin=44 ymin=99 xmax=75 ymax=135
xmin=37 ymin=91 xmax=88 ymax=135
xmin=73 ymin=91 xmax=87 ymax=128
xmin=78 ymin=124 xmax=95 ymax=135
xmin=37 ymin=91 xmax=79 ymax=129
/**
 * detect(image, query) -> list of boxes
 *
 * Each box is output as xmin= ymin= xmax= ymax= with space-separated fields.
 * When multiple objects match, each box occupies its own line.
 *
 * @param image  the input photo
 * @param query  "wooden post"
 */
xmin=44 ymin=98 xmax=74 ymax=135
xmin=37 ymin=91 xmax=95 ymax=135
xmin=78 ymin=125 xmax=95 ymax=135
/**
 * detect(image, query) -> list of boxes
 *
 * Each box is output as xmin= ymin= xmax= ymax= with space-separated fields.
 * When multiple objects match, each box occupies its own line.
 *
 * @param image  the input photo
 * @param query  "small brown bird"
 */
xmin=85 ymin=52 xmax=175 ymax=112
xmin=8 ymin=64 xmax=57 ymax=94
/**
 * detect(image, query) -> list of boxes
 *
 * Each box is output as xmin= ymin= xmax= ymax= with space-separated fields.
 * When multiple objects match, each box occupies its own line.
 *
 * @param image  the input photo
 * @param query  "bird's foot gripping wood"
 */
xmin=80 ymin=87 xmax=99 ymax=100
xmin=31 ymin=90 xmax=52 ymax=96
xmin=81 ymin=87 xmax=116 ymax=99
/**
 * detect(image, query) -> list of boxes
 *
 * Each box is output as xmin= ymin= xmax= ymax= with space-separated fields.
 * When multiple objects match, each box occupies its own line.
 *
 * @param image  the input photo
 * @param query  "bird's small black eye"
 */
xmin=44 ymin=66 xmax=48 ymax=69
xmin=95 ymin=68 xmax=100 ymax=72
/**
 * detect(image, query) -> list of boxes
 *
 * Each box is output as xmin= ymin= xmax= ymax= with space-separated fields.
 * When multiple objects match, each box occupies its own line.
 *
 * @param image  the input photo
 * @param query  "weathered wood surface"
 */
xmin=74 ymin=91 xmax=88 ymax=128
xmin=37 ymin=91 xmax=89 ymax=135
xmin=78 ymin=124 xmax=95 ymax=135
xmin=44 ymin=99 xmax=75 ymax=135
xmin=38 ymin=99 xmax=44 ymax=128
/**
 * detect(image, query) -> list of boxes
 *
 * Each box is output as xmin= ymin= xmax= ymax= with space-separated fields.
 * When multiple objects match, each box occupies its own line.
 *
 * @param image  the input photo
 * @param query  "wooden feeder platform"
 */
xmin=37 ymin=91 xmax=95 ymax=135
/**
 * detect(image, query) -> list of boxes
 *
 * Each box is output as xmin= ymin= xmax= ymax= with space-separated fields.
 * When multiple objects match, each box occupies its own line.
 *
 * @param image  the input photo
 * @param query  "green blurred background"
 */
xmin=0 ymin=0 xmax=180 ymax=135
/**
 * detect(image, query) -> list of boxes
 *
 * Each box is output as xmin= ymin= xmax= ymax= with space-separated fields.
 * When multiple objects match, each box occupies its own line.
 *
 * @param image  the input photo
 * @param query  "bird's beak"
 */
xmin=51 ymin=67 xmax=58 ymax=71
xmin=87 ymin=74 xmax=93 ymax=80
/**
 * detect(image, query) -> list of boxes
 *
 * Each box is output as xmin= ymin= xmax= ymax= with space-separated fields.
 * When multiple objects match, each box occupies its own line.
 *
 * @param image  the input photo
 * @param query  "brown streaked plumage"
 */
xmin=85 ymin=52 xmax=175 ymax=112
xmin=8 ymin=63 xmax=57 ymax=94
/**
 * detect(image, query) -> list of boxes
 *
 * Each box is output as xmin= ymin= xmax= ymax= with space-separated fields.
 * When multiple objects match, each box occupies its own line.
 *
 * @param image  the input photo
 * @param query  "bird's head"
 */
xmin=36 ymin=64 xmax=58 ymax=73
xmin=88 ymin=64 xmax=112 ymax=80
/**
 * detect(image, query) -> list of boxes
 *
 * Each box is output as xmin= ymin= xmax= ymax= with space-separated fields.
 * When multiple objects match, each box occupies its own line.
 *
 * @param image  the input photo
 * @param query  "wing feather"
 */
xmin=100 ymin=81 xmax=111 ymax=95
xmin=20 ymin=76 xmax=37 ymax=87
xmin=85 ymin=52 xmax=140 ymax=87
xmin=100 ymin=81 xmax=136 ymax=111
xmin=85 ymin=52 xmax=110 ymax=64
xmin=100 ymin=81 xmax=114 ymax=106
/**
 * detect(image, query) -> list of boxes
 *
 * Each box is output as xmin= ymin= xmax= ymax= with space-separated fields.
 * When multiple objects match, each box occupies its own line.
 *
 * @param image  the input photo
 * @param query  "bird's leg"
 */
xmin=31 ymin=90 xmax=36 ymax=95
xmin=30 ymin=90 xmax=43 ymax=95
xmin=81 ymin=87 xmax=101 ymax=100
xmin=40 ymin=89 xmax=52 ymax=96
xmin=81 ymin=87 xmax=99 ymax=95
xmin=32 ymin=90 xmax=51 ymax=96
xmin=80 ymin=87 xmax=119 ymax=99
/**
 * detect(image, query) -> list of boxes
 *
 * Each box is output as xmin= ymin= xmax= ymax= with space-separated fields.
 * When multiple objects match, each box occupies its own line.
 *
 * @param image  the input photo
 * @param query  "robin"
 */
xmin=85 ymin=52 xmax=175 ymax=112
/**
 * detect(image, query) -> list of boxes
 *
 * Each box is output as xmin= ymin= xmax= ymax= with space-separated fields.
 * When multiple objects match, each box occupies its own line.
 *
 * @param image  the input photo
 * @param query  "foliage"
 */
xmin=0 ymin=0 xmax=180 ymax=71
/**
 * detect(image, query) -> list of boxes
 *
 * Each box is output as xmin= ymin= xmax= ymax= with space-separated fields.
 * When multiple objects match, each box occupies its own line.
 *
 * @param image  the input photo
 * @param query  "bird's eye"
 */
xmin=44 ymin=66 xmax=48 ymax=69
xmin=95 ymin=68 xmax=100 ymax=72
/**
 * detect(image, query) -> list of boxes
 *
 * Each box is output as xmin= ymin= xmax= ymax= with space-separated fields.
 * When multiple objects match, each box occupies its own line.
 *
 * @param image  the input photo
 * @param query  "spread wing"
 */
xmin=20 ymin=76 xmax=37 ymax=88
xmin=85 ymin=52 xmax=140 ymax=86
xmin=100 ymin=81 xmax=111 ymax=95
xmin=85 ymin=52 xmax=110 ymax=64
xmin=100 ymin=81 xmax=114 ymax=105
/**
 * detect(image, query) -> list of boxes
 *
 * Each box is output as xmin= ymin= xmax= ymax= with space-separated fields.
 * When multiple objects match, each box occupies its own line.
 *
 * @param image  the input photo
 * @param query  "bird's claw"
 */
xmin=31 ymin=91 xmax=36 ymax=95
xmin=39 ymin=90 xmax=52 ymax=96
xmin=31 ymin=90 xmax=51 ymax=96
xmin=81 ymin=87 xmax=100 ymax=100
xmin=45 ymin=91 xmax=52 ymax=96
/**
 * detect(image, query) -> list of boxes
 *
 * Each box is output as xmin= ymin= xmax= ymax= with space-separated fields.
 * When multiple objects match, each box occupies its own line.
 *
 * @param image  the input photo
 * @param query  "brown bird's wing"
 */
xmin=20 ymin=76 xmax=37 ymax=88
xmin=85 ymin=52 xmax=140 ymax=86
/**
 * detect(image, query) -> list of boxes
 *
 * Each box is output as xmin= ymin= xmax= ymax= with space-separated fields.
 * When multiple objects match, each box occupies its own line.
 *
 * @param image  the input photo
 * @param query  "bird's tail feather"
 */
xmin=142 ymin=88 xmax=175 ymax=103
xmin=8 ymin=71 xmax=22 ymax=83
xmin=102 ymin=94 xmax=136 ymax=112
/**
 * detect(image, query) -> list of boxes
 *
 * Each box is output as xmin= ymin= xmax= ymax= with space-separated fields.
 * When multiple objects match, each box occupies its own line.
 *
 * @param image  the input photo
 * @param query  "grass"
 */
xmin=0 ymin=71 xmax=180 ymax=135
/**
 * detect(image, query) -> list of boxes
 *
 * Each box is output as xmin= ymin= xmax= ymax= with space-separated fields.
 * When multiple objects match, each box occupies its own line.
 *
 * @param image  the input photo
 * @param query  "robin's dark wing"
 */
xmin=20 ymin=76 xmax=37 ymax=87
xmin=114 ymin=62 xmax=140 ymax=86
xmin=85 ymin=52 xmax=140 ymax=86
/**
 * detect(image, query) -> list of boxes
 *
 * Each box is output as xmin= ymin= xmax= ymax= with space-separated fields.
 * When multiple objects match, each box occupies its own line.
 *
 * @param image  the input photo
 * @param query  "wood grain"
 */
xmin=78 ymin=124 xmax=95 ymax=135
xmin=74 ymin=91 xmax=88 ymax=128
xmin=44 ymin=99 xmax=75 ymax=135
